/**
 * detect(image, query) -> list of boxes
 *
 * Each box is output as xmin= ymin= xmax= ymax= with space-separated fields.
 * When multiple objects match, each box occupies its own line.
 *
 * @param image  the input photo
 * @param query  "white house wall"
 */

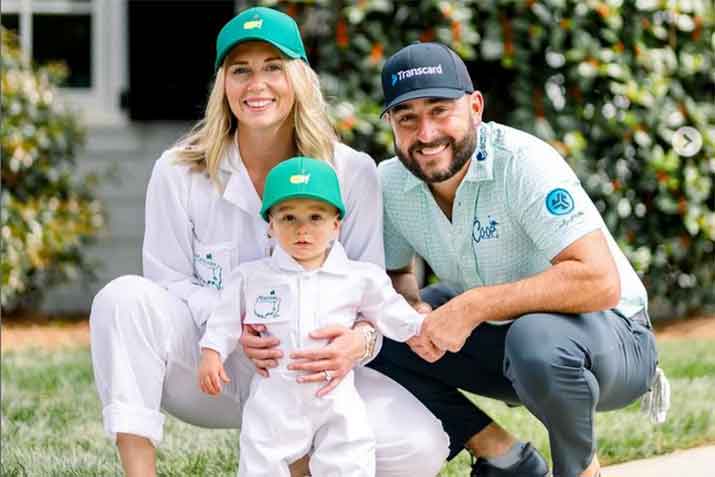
xmin=42 ymin=122 xmax=191 ymax=312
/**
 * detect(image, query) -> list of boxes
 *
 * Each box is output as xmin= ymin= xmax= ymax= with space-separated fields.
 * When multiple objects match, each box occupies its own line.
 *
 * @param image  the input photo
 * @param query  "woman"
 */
xmin=89 ymin=6 xmax=448 ymax=477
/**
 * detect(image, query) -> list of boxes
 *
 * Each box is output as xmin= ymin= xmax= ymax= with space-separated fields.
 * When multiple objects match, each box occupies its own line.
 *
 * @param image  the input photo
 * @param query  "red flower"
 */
xmin=693 ymin=16 xmax=703 ymax=41
xmin=369 ymin=43 xmax=384 ymax=65
xmin=336 ymin=19 xmax=349 ymax=48
xmin=595 ymin=3 xmax=610 ymax=19
xmin=420 ymin=28 xmax=436 ymax=43
xmin=451 ymin=20 xmax=462 ymax=42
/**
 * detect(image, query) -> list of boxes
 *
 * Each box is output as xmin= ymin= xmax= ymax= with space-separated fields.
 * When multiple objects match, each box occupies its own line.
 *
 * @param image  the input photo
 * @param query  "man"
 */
xmin=369 ymin=42 xmax=663 ymax=477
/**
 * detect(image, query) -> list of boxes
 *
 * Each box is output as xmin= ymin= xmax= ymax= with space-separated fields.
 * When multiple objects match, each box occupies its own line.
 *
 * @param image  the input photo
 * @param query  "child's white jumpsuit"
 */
xmin=200 ymin=242 xmax=424 ymax=477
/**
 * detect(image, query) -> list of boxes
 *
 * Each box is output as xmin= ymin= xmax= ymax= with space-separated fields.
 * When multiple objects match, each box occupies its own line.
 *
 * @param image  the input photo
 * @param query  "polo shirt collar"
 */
xmin=402 ymin=122 xmax=494 ymax=193
xmin=467 ymin=122 xmax=495 ymax=183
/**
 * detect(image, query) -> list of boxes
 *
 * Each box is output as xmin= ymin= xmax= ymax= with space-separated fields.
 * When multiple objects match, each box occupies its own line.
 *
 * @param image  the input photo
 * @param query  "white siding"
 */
xmin=42 ymin=122 xmax=192 ymax=312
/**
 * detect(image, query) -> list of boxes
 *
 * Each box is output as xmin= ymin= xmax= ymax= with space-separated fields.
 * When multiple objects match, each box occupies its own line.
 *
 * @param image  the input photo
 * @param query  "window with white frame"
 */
xmin=1 ymin=0 xmax=126 ymax=125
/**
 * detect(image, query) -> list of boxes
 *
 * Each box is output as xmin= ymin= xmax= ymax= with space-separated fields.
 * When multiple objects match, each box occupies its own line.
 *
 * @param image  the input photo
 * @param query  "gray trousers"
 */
xmin=369 ymin=283 xmax=658 ymax=477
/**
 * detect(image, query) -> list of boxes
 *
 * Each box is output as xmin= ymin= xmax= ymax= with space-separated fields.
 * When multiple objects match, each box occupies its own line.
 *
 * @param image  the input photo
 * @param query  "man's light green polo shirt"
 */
xmin=380 ymin=121 xmax=647 ymax=319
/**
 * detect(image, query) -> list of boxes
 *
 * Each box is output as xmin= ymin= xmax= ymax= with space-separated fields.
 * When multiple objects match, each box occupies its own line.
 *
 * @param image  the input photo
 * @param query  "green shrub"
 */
xmin=496 ymin=0 xmax=715 ymax=317
xmin=1 ymin=28 xmax=105 ymax=312
xmin=270 ymin=0 xmax=715 ymax=317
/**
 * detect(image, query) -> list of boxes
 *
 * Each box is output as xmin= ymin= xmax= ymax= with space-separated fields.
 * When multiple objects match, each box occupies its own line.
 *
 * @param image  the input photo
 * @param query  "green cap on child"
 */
xmin=260 ymin=156 xmax=346 ymax=221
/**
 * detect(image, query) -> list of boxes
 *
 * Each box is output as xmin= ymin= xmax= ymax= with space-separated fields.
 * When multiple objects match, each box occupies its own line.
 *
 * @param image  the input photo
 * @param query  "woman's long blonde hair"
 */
xmin=175 ymin=55 xmax=337 ymax=190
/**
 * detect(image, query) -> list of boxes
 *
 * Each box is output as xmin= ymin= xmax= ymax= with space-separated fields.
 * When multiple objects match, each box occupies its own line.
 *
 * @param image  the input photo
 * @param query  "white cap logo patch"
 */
xmin=243 ymin=18 xmax=263 ymax=30
xmin=289 ymin=174 xmax=310 ymax=184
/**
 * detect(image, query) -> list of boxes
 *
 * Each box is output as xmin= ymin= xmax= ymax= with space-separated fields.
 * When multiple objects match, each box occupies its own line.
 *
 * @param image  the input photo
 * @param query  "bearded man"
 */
xmin=369 ymin=42 xmax=666 ymax=477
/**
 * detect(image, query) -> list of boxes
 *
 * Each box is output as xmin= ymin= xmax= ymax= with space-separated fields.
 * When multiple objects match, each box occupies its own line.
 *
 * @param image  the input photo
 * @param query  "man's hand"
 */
xmin=198 ymin=348 xmax=231 ymax=396
xmin=407 ymin=333 xmax=445 ymax=362
xmin=421 ymin=302 xmax=478 ymax=353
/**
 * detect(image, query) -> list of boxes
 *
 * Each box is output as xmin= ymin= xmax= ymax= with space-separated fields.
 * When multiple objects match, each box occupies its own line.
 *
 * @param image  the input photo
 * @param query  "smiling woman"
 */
xmin=223 ymin=42 xmax=296 ymax=133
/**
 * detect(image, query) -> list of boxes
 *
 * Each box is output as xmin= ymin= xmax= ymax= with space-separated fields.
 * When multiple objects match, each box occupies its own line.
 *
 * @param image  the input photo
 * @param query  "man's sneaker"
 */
xmin=470 ymin=443 xmax=550 ymax=477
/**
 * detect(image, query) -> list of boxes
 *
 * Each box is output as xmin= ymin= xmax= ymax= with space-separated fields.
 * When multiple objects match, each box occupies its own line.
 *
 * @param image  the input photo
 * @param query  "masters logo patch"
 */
xmin=289 ymin=174 xmax=310 ymax=184
xmin=254 ymin=290 xmax=281 ymax=320
xmin=243 ymin=17 xmax=263 ymax=30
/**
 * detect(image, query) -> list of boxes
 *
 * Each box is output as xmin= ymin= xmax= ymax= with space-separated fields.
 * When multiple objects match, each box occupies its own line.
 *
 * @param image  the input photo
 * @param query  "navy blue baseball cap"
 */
xmin=381 ymin=42 xmax=474 ymax=116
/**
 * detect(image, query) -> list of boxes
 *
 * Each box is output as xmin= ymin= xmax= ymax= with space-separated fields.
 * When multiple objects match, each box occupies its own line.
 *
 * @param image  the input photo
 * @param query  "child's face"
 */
xmin=269 ymin=198 xmax=341 ymax=270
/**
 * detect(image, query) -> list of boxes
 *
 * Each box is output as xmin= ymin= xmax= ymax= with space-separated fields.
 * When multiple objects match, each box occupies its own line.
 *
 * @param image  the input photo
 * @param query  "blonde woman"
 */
xmin=89 ymin=7 xmax=448 ymax=477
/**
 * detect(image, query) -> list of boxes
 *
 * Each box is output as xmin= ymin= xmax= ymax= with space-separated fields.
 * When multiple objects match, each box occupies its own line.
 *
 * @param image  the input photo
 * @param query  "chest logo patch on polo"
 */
xmin=546 ymin=188 xmax=574 ymax=215
xmin=254 ymin=290 xmax=281 ymax=320
xmin=473 ymin=216 xmax=500 ymax=243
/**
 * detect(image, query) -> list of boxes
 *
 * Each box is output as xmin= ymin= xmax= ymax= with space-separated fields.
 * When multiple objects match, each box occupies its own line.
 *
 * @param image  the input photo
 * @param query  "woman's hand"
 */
xmin=239 ymin=324 xmax=283 ymax=377
xmin=198 ymin=348 xmax=231 ymax=395
xmin=288 ymin=325 xmax=366 ymax=397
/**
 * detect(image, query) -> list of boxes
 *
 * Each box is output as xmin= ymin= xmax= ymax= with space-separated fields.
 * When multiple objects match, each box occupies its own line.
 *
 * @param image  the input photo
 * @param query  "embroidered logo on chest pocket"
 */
xmin=254 ymin=290 xmax=281 ymax=321
xmin=244 ymin=283 xmax=292 ymax=325
xmin=193 ymin=253 xmax=223 ymax=290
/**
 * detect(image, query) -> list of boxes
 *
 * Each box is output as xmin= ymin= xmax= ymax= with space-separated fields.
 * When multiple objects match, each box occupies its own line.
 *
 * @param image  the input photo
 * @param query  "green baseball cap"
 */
xmin=260 ymin=156 xmax=345 ymax=221
xmin=215 ymin=6 xmax=308 ymax=70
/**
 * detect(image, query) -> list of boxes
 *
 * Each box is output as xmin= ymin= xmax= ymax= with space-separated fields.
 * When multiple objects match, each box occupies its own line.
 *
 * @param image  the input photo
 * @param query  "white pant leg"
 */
xmin=312 ymin=372 xmax=375 ymax=477
xmin=90 ymin=275 xmax=254 ymax=446
xmin=356 ymin=367 xmax=450 ymax=477
xmin=238 ymin=375 xmax=314 ymax=477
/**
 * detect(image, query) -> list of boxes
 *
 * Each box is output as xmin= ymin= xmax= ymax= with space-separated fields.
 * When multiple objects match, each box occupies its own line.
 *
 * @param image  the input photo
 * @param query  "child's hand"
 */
xmin=198 ymin=348 xmax=231 ymax=396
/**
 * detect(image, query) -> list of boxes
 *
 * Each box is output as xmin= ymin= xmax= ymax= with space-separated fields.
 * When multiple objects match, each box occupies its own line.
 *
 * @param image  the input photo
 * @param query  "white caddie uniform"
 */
xmin=89 ymin=141 xmax=449 ymax=476
xmin=200 ymin=242 xmax=424 ymax=477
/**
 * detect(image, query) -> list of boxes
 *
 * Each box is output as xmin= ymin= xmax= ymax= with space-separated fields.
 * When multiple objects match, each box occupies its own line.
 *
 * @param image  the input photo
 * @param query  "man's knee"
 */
xmin=504 ymin=314 xmax=584 ymax=400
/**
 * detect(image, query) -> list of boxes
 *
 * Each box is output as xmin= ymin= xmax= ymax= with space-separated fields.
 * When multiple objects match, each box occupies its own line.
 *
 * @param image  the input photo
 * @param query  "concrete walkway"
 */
xmin=602 ymin=445 xmax=715 ymax=477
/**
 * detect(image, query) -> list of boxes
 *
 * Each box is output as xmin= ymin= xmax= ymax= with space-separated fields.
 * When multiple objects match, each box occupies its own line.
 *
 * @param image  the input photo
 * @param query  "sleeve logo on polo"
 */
xmin=545 ymin=188 xmax=574 ymax=215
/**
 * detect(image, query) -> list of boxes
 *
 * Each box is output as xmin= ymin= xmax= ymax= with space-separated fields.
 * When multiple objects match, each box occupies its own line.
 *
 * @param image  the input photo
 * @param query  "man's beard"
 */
xmin=394 ymin=125 xmax=477 ymax=184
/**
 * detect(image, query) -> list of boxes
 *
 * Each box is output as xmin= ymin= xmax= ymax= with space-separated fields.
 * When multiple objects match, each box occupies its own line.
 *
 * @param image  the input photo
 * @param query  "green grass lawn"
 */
xmin=2 ymin=341 xmax=714 ymax=476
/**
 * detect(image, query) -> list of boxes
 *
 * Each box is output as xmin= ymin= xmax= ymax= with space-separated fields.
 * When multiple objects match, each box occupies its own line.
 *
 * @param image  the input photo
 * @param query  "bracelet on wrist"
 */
xmin=357 ymin=325 xmax=377 ymax=364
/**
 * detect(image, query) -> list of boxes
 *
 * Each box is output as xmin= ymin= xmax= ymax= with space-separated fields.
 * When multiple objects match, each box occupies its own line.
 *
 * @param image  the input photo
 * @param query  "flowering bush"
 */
xmin=497 ymin=0 xmax=715 ymax=317
xmin=271 ymin=0 xmax=714 ymax=316
xmin=1 ymin=28 xmax=105 ymax=312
